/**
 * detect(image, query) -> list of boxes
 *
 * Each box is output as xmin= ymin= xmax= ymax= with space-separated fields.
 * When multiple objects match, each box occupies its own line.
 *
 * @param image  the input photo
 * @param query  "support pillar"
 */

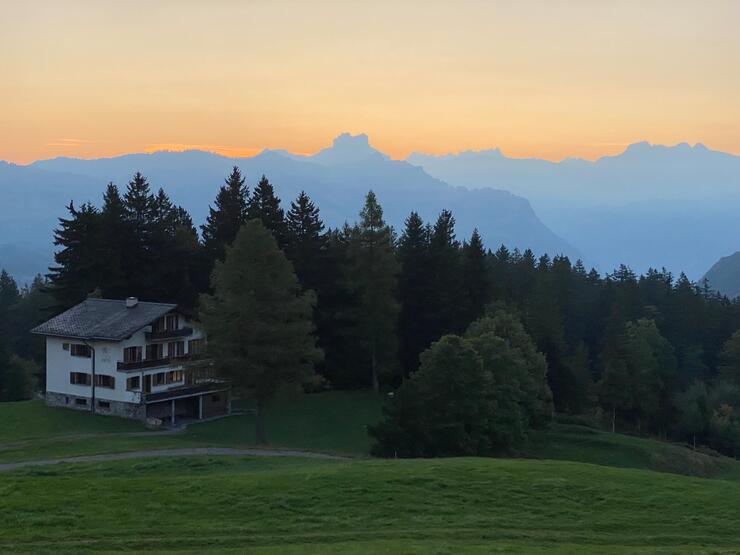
xmin=198 ymin=394 xmax=203 ymax=420
xmin=171 ymin=399 xmax=175 ymax=426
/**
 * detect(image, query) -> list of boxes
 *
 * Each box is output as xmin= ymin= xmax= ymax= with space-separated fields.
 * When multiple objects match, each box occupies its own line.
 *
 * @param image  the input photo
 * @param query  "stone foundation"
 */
xmin=45 ymin=391 xmax=145 ymax=420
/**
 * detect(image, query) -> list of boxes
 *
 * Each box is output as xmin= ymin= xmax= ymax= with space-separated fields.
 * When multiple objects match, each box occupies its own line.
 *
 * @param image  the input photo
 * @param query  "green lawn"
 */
xmin=2 ymin=393 xmax=740 ymax=481
xmin=519 ymin=422 xmax=740 ymax=480
xmin=0 ymin=391 xmax=383 ymax=463
xmin=2 ymin=456 xmax=740 ymax=553
xmin=0 ymin=399 xmax=145 ymax=443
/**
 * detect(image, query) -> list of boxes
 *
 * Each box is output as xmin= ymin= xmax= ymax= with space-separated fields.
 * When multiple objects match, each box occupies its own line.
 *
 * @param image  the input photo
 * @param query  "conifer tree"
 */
xmin=428 ymin=209 xmax=464 ymax=338
xmin=48 ymin=202 xmax=102 ymax=308
xmin=350 ymin=191 xmax=399 ymax=392
xmin=99 ymin=183 xmax=130 ymax=298
xmin=461 ymin=228 xmax=489 ymax=326
xmin=199 ymin=220 xmax=322 ymax=444
xmin=247 ymin=175 xmax=287 ymax=248
xmin=285 ymin=191 xmax=325 ymax=291
xmin=201 ymin=166 xmax=249 ymax=267
xmin=397 ymin=212 xmax=432 ymax=375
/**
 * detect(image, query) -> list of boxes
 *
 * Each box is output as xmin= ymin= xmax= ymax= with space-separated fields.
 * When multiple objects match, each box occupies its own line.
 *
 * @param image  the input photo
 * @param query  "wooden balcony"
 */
xmin=145 ymin=326 xmax=193 ymax=341
xmin=117 ymin=354 xmax=191 ymax=371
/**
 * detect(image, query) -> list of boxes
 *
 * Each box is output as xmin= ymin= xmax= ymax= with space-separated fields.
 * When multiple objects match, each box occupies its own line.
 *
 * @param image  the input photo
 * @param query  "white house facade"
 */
xmin=32 ymin=297 xmax=229 ymax=424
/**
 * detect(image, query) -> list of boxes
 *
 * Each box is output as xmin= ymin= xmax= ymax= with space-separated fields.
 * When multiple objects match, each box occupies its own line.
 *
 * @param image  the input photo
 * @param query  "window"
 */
xmin=168 ymin=341 xmax=185 ymax=358
xmin=123 ymin=346 xmax=142 ymax=363
xmin=211 ymin=394 xmax=220 ymax=402
xmin=62 ymin=343 xmax=70 ymax=351
xmin=153 ymin=314 xmax=179 ymax=332
xmin=167 ymin=370 xmax=183 ymax=384
xmin=166 ymin=314 xmax=179 ymax=330
xmin=126 ymin=376 xmax=141 ymax=391
xmin=70 ymin=372 xmax=91 ymax=386
xmin=188 ymin=338 xmax=205 ymax=356
xmin=154 ymin=372 xmax=166 ymax=386
xmin=146 ymin=343 xmax=164 ymax=360
xmin=74 ymin=398 xmax=87 ymax=406
xmin=95 ymin=375 xmax=115 ymax=389
xmin=97 ymin=400 xmax=110 ymax=409
xmin=70 ymin=344 xmax=91 ymax=358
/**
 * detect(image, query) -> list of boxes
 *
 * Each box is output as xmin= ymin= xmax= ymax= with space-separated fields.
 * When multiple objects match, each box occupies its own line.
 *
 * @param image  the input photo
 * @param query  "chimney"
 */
xmin=125 ymin=297 xmax=139 ymax=308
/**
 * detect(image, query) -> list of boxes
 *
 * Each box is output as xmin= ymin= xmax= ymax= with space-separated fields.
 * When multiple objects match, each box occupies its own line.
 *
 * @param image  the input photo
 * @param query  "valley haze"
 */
xmin=2 ymin=133 xmax=739 ymax=287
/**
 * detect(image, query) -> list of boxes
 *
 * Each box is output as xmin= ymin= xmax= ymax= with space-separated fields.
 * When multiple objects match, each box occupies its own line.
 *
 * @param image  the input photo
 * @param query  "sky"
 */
xmin=2 ymin=0 xmax=740 ymax=164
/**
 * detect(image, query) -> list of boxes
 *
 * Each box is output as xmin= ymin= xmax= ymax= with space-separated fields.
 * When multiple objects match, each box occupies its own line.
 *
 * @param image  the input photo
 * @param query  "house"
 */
xmin=31 ymin=297 xmax=229 ymax=424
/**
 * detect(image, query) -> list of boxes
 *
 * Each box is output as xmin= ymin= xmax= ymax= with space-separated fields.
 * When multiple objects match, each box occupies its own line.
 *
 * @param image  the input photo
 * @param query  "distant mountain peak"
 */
xmin=311 ymin=132 xmax=389 ymax=166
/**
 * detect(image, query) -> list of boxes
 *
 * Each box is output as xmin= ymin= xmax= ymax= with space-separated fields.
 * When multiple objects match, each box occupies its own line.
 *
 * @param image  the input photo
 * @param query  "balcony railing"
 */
xmin=145 ymin=327 xmax=193 ymax=341
xmin=117 ymin=354 xmax=191 ymax=371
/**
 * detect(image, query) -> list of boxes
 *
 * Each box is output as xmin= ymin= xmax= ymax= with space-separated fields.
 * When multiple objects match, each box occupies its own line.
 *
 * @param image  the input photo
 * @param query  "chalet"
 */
xmin=31 ymin=297 xmax=229 ymax=424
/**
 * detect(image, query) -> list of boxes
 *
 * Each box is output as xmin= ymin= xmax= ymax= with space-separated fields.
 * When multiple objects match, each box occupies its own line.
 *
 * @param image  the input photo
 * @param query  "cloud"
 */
xmin=44 ymin=138 xmax=93 ymax=147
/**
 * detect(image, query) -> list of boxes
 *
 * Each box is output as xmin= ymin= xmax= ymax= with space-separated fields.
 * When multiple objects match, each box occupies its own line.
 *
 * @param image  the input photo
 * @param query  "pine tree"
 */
xmin=201 ymin=166 xmax=249 ymax=267
xmin=99 ymin=183 xmax=130 ymax=298
xmin=124 ymin=172 xmax=155 ymax=233
xmin=461 ymin=228 xmax=489 ymax=326
xmin=397 ymin=212 xmax=432 ymax=375
xmin=199 ymin=220 xmax=322 ymax=444
xmin=247 ymin=175 xmax=287 ymax=248
xmin=148 ymin=188 xmax=202 ymax=306
xmin=350 ymin=191 xmax=400 ymax=392
xmin=315 ymin=226 xmax=362 ymax=387
xmin=285 ymin=191 xmax=325 ymax=291
xmin=719 ymin=329 xmax=740 ymax=384
xmin=48 ymin=201 xmax=103 ymax=309
xmin=0 ymin=270 xmax=19 ymax=309
xmin=428 ymin=210 xmax=464 ymax=338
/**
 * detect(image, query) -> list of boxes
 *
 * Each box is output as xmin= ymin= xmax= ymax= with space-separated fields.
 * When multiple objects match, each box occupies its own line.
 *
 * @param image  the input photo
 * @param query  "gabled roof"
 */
xmin=31 ymin=298 xmax=177 ymax=341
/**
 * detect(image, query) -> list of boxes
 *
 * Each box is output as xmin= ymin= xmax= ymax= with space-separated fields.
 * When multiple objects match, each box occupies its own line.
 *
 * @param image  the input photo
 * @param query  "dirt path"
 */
xmin=0 ymin=447 xmax=344 ymax=472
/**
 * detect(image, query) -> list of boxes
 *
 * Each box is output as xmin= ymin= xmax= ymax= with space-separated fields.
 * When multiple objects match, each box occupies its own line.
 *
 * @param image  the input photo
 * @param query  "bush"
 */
xmin=369 ymin=312 xmax=552 ymax=457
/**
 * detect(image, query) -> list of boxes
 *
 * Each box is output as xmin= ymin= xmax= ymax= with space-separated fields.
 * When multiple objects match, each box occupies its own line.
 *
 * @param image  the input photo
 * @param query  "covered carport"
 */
xmin=145 ymin=384 xmax=230 ymax=426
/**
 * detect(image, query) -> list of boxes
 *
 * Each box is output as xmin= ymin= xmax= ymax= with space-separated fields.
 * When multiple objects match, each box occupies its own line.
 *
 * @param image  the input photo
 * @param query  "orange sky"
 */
xmin=2 ymin=0 xmax=740 ymax=164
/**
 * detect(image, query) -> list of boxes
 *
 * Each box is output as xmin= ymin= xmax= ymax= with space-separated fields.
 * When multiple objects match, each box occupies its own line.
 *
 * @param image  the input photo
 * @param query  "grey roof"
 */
xmin=31 ymin=298 xmax=177 ymax=341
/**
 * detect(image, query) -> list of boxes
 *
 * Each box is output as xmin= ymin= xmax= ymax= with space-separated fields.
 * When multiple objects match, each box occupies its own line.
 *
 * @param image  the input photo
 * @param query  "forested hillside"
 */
xmin=2 ymin=167 xmax=740 ymax=457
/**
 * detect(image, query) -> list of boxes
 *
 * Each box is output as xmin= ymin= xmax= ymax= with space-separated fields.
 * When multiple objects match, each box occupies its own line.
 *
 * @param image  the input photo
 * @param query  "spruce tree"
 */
xmin=397 ymin=211 xmax=432 ymax=375
xmin=461 ymin=228 xmax=489 ymax=326
xmin=201 ymin=166 xmax=249 ymax=267
xmin=428 ymin=209 xmax=464 ymax=338
xmin=285 ymin=191 xmax=325 ymax=291
xmin=48 ymin=201 xmax=103 ymax=309
xmin=199 ymin=220 xmax=322 ymax=444
xmin=247 ymin=175 xmax=287 ymax=248
xmin=99 ymin=183 xmax=130 ymax=298
xmin=350 ymin=191 xmax=400 ymax=392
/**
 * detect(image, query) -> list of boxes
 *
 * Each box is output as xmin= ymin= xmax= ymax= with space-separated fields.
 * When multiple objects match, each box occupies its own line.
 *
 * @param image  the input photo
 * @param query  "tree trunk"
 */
xmin=693 ymin=434 xmax=696 ymax=450
xmin=371 ymin=346 xmax=379 ymax=394
xmin=255 ymin=398 xmax=268 ymax=445
xmin=611 ymin=407 xmax=616 ymax=433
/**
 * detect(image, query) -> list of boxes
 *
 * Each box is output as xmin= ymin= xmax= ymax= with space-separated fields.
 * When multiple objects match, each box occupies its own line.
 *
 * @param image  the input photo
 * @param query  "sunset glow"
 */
xmin=2 ymin=0 xmax=740 ymax=164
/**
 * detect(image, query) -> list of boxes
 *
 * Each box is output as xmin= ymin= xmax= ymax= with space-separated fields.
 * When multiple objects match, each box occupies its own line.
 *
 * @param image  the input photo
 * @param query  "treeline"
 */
xmin=0 ymin=272 xmax=45 ymax=400
xmin=3 ymin=166 xmax=740 ymax=456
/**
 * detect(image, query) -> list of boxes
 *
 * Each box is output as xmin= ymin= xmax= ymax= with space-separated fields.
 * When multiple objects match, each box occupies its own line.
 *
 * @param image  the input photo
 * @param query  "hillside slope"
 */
xmin=703 ymin=251 xmax=740 ymax=299
xmin=2 ymin=456 xmax=740 ymax=552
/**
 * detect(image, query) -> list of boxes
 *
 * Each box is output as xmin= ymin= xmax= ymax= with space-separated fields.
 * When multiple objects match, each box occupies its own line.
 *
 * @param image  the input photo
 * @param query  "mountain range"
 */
xmin=0 ymin=134 xmax=577 ymax=284
xmin=3 ymin=133 xmax=739 ymax=288
xmin=408 ymin=142 xmax=740 ymax=279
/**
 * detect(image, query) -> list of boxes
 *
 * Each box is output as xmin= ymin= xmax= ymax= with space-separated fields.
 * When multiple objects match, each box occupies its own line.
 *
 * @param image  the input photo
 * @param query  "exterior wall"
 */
xmin=43 ymin=310 xmax=215 ymax=421
xmin=201 ymin=390 xmax=229 ymax=418
xmin=46 ymin=391 xmax=145 ymax=419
